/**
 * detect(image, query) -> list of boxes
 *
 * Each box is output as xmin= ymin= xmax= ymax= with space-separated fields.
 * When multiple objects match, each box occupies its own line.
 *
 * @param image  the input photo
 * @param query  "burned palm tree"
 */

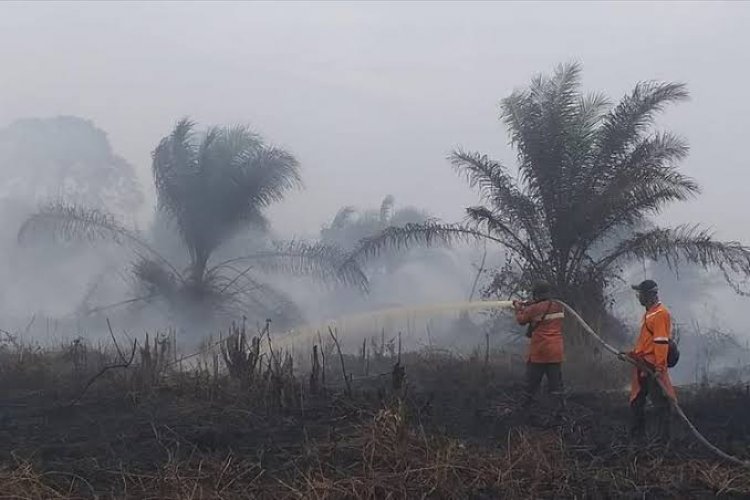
xmin=19 ymin=119 xmax=367 ymax=326
xmin=354 ymin=63 xmax=750 ymax=324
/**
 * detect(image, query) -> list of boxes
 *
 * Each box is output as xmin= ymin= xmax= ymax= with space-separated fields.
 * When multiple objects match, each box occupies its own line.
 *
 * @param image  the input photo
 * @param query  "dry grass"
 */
xmin=0 ymin=329 xmax=749 ymax=499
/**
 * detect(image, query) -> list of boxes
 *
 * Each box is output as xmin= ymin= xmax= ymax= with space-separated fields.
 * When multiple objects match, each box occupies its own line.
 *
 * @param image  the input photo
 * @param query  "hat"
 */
xmin=531 ymin=281 xmax=552 ymax=298
xmin=631 ymin=279 xmax=658 ymax=293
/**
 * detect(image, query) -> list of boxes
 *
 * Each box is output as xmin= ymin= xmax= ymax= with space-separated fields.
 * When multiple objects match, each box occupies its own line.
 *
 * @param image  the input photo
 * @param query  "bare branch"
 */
xmin=69 ymin=338 xmax=137 ymax=406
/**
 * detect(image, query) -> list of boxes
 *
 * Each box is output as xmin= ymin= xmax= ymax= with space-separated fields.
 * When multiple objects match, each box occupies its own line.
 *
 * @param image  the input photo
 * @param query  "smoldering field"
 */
xmin=3 ymin=65 xmax=750 ymax=497
xmin=1 ymin=319 xmax=750 ymax=499
xmin=0 ymin=119 xmax=749 ymax=500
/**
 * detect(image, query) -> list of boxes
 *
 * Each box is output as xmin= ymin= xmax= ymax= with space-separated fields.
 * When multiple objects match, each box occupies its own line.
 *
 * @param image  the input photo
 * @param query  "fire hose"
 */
xmin=171 ymin=298 xmax=750 ymax=468
xmin=554 ymin=299 xmax=750 ymax=468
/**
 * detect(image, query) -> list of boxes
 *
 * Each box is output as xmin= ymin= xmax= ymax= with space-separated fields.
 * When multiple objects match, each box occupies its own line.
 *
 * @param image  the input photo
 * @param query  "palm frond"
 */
xmin=450 ymin=150 xmax=520 ymax=206
xmin=622 ymin=131 xmax=691 ymax=174
xmin=152 ymin=117 xmax=197 ymax=218
xmin=573 ymin=83 xmax=690 ymax=229
xmin=219 ymin=275 xmax=305 ymax=326
xmin=18 ymin=202 xmax=182 ymax=281
xmin=594 ymin=225 xmax=750 ymax=279
xmin=525 ymin=62 xmax=583 ymax=126
xmin=19 ymin=202 xmax=127 ymax=244
xmin=566 ymin=92 xmax=611 ymax=185
xmin=588 ymin=131 xmax=692 ymax=202
xmin=549 ymin=61 xmax=583 ymax=99
xmin=450 ymin=149 xmax=547 ymax=249
xmin=351 ymin=220 xmax=512 ymax=263
xmin=609 ymin=172 xmax=696 ymax=223
xmin=238 ymin=145 xmax=301 ymax=209
xmin=596 ymin=81 xmax=689 ymax=170
xmin=577 ymin=92 xmax=611 ymax=129
xmin=209 ymin=241 xmax=369 ymax=291
xmin=221 ymin=125 xmax=263 ymax=161
xmin=198 ymin=126 xmax=221 ymax=161
xmin=570 ymin=132 xmax=697 ymax=256
xmin=132 ymin=258 xmax=179 ymax=300
xmin=500 ymin=62 xmax=589 ymax=244
xmin=463 ymin=206 xmax=540 ymax=258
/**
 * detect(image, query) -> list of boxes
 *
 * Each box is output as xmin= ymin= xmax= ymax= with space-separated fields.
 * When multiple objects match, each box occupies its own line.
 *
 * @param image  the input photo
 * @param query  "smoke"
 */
xmin=0 ymin=117 xmax=486 ymax=352
xmin=613 ymin=260 xmax=750 ymax=384
xmin=1 ymin=115 xmax=748 ymax=385
xmin=0 ymin=117 xmax=142 ymax=338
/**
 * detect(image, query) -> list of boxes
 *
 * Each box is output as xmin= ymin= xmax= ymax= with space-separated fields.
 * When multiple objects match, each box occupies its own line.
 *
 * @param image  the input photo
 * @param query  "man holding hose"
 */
xmin=513 ymin=281 xmax=565 ymax=406
xmin=624 ymin=279 xmax=677 ymax=443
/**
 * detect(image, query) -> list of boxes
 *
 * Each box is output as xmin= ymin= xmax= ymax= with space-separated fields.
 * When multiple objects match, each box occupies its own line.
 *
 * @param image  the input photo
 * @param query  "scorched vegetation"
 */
xmin=17 ymin=120 xmax=367 ymax=329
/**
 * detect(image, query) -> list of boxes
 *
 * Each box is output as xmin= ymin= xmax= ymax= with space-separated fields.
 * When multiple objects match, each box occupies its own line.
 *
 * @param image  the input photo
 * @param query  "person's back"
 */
xmin=515 ymin=299 xmax=564 ymax=364
xmin=513 ymin=282 xmax=565 ymax=405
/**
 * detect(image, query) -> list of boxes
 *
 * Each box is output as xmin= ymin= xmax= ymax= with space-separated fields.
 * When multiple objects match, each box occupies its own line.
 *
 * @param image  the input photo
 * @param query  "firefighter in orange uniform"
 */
xmin=624 ymin=280 xmax=676 ymax=442
xmin=513 ymin=281 xmax=565 ymax=405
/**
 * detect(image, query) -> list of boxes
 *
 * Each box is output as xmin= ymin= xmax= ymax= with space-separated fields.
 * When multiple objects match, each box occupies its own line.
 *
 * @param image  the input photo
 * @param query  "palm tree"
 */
xmin=321 ymin=195 xmax=453 ymax=276
xmin=354 ymin=63 xmax=750 ymax=324
xmin=322 ymin=195 xmax=426 ymax=247
xmin=18 ymin=119 xmax=367 ymax=326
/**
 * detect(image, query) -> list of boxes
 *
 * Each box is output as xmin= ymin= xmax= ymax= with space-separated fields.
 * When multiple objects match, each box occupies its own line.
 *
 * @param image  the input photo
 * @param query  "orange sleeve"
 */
xmin=650 ymin=310 xmax=671 ymax=370
xmin=515 ymin=302 xmax=540 ymax=325
xmin=515 ymin=305 xmax=531 ymax=325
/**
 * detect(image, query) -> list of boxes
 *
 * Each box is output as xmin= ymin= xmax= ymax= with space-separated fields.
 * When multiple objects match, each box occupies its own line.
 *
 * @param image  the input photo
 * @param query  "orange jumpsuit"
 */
xmin=629 ymin=302 xmax=676 ymax=402
xmin=515 ymin=300 xmax=565 ymax=363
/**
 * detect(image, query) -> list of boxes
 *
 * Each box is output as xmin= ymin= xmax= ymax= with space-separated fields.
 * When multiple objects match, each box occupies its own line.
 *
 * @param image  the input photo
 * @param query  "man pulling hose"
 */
xmin=543 ymin=290 xmax=749 ymax=467
xmin=623 ymin=279 xmax=677 ymax=444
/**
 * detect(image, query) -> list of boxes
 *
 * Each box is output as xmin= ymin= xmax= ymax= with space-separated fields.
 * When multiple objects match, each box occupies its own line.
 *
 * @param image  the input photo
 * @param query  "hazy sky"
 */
xmin=1 ymin=1 xmax=748 ymax=241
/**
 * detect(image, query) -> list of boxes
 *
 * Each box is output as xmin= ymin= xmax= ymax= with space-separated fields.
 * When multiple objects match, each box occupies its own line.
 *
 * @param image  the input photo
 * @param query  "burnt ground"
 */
xmin=1 ymin=345 xmax=750 ymax=499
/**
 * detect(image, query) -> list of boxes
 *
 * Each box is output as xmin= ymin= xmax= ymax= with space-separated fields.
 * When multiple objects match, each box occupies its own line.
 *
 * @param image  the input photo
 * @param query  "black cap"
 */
xmin=631 ymin=279 xmax=658 ymax=293
xmin=532 ymin=281 xmax=552 ymax=299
